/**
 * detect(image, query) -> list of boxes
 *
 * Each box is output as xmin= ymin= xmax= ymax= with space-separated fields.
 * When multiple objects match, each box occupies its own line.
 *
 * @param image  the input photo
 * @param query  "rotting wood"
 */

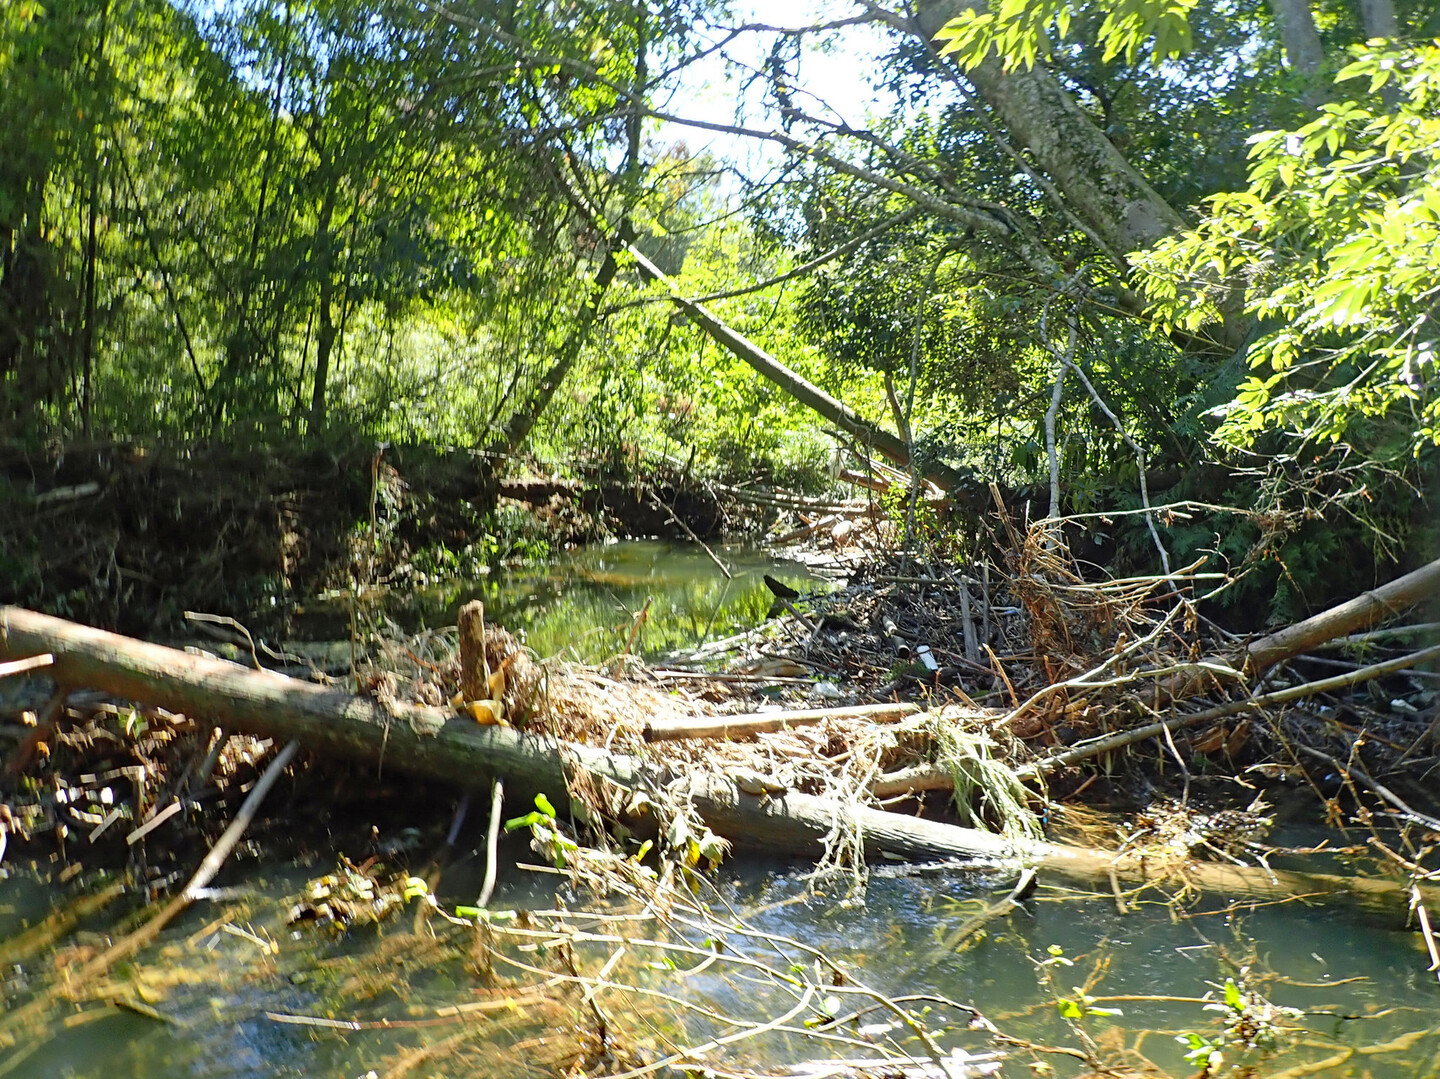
xmin=1 ymin=606 xmax=1433 ymax=917
xmin=643 ymin=702 xmax=921 ymax=742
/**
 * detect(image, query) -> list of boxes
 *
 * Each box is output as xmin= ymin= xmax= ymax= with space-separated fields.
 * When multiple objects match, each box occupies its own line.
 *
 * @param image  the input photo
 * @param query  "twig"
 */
xmin=0 ymin=740 xmax=299 ymax=1045
xmin=0 ymin=654 xmax=53 ymax=680
xmin=184 ymin=611 xmax=261 ymax=670
xmin=1411 ymin=889 xmax=1440 ymax=983
xmin=125 ymin=800 xmax=183 ymax=845
xmin=479 ymin=778 xmax=505 ymax=909
xmin=648 ymin=487 xmax=731 ymax=579
xmin=940 ymin=868 xmax=1038 ymax=951
xmin=1289 ymin=742 xmax=1440 ymax=833
xmin=645 ymin=703 xmax=920 ymax=742
xmin=1061 ymin=357 xmax=1171 ymax=574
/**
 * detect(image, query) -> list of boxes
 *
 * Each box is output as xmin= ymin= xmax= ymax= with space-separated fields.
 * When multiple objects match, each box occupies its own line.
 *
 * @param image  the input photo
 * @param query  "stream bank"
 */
xmin=0 ymin=439 xmax=845 ymax=637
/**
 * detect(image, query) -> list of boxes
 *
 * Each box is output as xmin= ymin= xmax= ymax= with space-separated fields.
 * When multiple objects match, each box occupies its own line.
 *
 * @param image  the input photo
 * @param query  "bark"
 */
xmin=1270 ymin=0 xmax=1325 ymax=75
xmin=905 ymin=3 xmax=1182 ymax=257
xmin=0 ymin=605 xmax=1432 ymax=914
xmin=1244 ymin=556 xmax=1440 ymax=673
xmin=1359 ymin=0 xmax=1400 ymax=40
xmin=897 ymin=1 xmax=1252 ymax=353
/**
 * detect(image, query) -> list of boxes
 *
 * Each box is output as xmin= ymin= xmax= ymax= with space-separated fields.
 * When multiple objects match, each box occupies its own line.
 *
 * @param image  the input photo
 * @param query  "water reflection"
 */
xmin=304 ymin=540 xmax=829 ymax=663
xmin=10 ymin=860 xmax=1438 ymax=1078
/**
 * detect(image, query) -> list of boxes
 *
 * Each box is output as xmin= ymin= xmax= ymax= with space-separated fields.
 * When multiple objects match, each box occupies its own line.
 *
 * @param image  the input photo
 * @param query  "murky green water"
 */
xmin=5 ymin=848 xmax=1439 ymax=1078
xmin=297 ymin=539 xmax=829 ymax=663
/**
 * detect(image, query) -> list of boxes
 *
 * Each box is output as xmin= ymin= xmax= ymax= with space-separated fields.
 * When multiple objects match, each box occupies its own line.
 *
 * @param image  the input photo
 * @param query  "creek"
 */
xmin=3 ymin=542 xmax=1438 ymax=1077
xmin=295 ymin=539 xmax=834 ymax=663
xmin=5 ymin=843 xmax=1437 ymax=1078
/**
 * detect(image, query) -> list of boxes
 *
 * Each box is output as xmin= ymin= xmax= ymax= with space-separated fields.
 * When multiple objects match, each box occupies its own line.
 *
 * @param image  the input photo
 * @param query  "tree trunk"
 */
xmin=308 ymin=180 xmax=338 ymax=433
xmin=907 ymin=3 xmax=1182 ymax=255
xmin=0 ymin=605 xmax=1427 ymax=914
xmin=493 ymin=245 xmax=620 ymax=455
xmin=1359 ymin=0 xmax=1399 ymax=40
xmin=621 ymin=243 xmax=981 ymax=499
xmin=493 ymin=17 xmax=647 ymax=456
xmin=79 ymin=159 xmax=100 ymax=439
xmin=900 ymin=1 xmax=1251 ymax=354
xmin=1270 ymin=0 xmax=1325 ymax=75
xmin=1244 ymin=555 xmax=1440 ymax=673
xmin=1357 ymin=0 xmax=1401 ymax=108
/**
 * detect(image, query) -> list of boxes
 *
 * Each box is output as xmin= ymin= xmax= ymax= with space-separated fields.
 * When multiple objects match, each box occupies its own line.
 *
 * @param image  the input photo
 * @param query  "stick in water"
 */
xmin=0 ymin=739 xmax=300 ymax=1047
xmin=478 ymin=778 xmax=504 ymax=909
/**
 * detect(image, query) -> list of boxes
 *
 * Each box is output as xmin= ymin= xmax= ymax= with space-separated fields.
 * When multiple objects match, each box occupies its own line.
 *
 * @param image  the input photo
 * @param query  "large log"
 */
xmin=1244 ymin=555 xmax=1440 ymax=673
xmin=0 ymin=607 xmax=1426 ymax=915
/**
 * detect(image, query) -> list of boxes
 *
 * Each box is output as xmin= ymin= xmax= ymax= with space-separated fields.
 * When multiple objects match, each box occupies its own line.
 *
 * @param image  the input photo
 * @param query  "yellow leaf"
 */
xmin=464 ymin=699 xmax=508 ymax=726
xmin=488 ymin=666 xmax=507 ymax=699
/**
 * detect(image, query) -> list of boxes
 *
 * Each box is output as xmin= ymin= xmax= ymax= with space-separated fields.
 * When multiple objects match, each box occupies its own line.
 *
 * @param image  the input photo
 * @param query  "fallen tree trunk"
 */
xmin=1244 ymin=555 xmax=1440 ymax=673
xmin=0 ymin=606 xmax=1427 ymax=915
xmin=682 ymin=772 xmax=1431 ymax=915
xmin=621 ymin=245 xmax=982 ymax=501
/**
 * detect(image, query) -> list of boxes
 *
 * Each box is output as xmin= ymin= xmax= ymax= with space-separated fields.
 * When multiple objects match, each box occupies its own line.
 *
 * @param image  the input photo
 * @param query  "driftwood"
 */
xmin=1019 ymin=642 xmax=1440 ymax=778
xmin=643 ymin=702 xmax=920 ymax=742
xmin=871 ymin=637 xmax=1440 ymax=798
xmin=0 ymin=606 xmax=1430 ymax=916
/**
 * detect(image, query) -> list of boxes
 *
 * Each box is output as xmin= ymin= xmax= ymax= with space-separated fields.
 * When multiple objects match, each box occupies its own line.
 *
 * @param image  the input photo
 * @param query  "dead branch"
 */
xmin=643 ymin=703 xmax=921 ymax=742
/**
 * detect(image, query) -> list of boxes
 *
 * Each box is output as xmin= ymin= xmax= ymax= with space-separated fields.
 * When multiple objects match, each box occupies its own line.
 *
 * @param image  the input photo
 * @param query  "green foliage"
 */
xmin=505 ymin=792 xmax=579 ymax=869
xmin=1140 ymin=43 xmax=1440 ymax=457
xmin=935 ymin=0 xmax=1198 ymax=73
xmin=1176 ymin=973 xmax=1303 ymax=1076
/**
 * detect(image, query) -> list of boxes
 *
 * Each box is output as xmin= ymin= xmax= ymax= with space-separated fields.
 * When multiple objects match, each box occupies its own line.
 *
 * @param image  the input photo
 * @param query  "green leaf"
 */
xmin=1224 ymin=978 xmax=1244 ymax=1009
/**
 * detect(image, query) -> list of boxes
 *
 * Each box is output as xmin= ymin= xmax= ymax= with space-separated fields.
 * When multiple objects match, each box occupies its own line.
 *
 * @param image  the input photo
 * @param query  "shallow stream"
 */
xmin=4 ymin=542 xmax=1438 ymax=1077
xmin=296 ymin=539 xmax=832 ymax=663
xmin=6 ymin=848 xmax=1438 ymax=1078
